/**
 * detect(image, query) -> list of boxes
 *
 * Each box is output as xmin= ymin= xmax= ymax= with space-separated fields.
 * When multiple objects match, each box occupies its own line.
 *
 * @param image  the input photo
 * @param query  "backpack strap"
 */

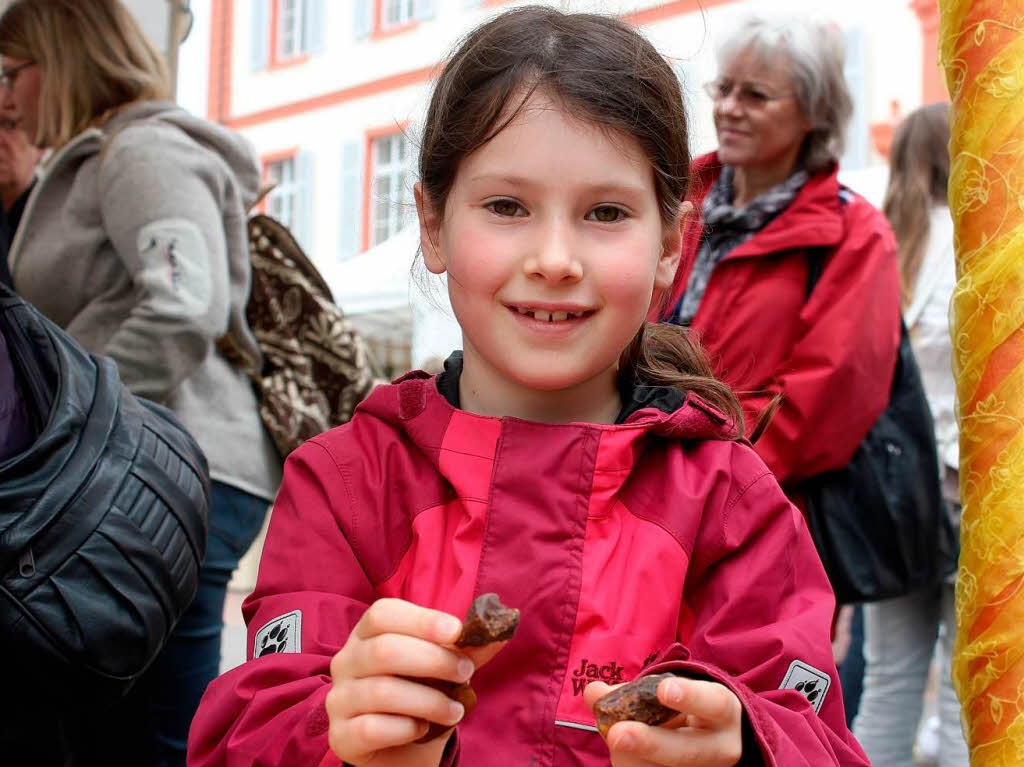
xmin=804 ymin=245 xmax=829 ymax=300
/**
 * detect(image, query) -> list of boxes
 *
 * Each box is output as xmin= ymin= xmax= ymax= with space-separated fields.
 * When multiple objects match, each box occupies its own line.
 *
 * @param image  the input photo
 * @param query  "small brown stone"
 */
xmin=455 ymin=593 xmax=520 ymax=647
xmin=413 ymin=594 xmax=518 ymax=743
xmin=416 ymin=680 xmax=478 ymax=743
xmin=592 ymin=673 xmax=677 ymax=738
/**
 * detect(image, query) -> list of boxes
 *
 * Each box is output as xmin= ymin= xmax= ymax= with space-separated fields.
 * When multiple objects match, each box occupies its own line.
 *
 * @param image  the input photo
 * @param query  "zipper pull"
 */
xmin=18 ymin=547 xmax=35 ymax=577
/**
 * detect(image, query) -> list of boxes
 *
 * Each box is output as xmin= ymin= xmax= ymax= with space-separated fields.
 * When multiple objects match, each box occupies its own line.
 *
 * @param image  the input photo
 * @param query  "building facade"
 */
xmin=200 ymin=0 xmax=945 ymax=367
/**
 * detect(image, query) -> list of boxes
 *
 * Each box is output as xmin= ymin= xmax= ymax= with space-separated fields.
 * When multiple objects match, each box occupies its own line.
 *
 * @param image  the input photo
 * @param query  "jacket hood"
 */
xmin=355 ymin=351 xmax=739 ymax=458
xmin=104 ymin=101 xmax=261 ymax=209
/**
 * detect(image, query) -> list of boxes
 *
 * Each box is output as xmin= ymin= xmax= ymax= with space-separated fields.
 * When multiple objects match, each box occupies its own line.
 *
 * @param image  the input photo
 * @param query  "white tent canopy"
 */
xmin=321 ymin=227 xmax=461 ymax=369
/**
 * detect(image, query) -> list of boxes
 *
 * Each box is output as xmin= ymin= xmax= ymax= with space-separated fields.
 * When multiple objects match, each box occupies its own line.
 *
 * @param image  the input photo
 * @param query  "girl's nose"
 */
xmin=524 ymin=222 xmax=583 ymax=283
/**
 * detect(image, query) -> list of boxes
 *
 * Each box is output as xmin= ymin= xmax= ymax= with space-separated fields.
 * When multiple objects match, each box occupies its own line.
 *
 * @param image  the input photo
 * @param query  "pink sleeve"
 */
xmin=187 ymin=440 xmax=375 ymax=767
xmin=661 ymin=459 xmax=868 ymax=766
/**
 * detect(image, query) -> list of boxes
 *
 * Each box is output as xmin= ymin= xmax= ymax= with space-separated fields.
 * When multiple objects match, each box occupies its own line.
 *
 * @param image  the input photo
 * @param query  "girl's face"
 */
xmin=712 ymin=48 xmax=811 ymax=178
xmin=417 ymin=92 xmax=684 ymax=422
xmin=0 ymin=56 xmax=41 ymax=146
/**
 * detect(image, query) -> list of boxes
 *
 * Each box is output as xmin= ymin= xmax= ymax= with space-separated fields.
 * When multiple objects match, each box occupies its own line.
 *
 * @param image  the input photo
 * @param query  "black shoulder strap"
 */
xmin=804 ymin=246 xmax=829 ymax=300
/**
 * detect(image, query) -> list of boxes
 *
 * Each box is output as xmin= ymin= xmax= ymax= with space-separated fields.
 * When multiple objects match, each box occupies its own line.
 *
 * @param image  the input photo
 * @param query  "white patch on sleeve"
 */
xmin=136 ymin=218 xmax=211 ymax=316
xmin=779 ymin=659 xmax=831 ymax=714
xmin=254 ymin=610 xmax=302 ymax=659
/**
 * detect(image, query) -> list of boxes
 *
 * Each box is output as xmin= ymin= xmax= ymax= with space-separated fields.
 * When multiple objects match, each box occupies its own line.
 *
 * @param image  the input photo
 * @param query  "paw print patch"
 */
xmin=780 ymin=660 xmax=831 ymax=715
xmin=254 ymin=611 xmax=302 ymax=659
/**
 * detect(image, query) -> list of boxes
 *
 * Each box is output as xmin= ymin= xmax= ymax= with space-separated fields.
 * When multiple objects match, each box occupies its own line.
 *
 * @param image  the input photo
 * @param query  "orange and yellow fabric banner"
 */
xmin=939 ymin=2 xmax=1024 ymax=764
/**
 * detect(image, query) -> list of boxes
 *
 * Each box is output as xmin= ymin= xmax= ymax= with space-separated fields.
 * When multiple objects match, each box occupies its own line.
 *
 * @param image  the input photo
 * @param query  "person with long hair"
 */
xmin=0 ymin=1 xmax=282 ymax=763
xmin=852 ymin=102 xmax=968 ymax=767
xmin=189 ymin=8 xmax=867 ymax=767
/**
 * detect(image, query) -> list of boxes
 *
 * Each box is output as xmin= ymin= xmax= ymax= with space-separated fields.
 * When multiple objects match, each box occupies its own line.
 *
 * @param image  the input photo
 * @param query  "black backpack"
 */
xmin=0 ymin=286 xmax=210 ymax=702
xmin=796 ymin=247 xmax=957 ymax=604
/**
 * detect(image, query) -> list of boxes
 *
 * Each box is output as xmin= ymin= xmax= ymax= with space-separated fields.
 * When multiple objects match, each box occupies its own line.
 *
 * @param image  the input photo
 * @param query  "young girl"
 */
xmin=189 ymin=9 xmax=867 ymax=767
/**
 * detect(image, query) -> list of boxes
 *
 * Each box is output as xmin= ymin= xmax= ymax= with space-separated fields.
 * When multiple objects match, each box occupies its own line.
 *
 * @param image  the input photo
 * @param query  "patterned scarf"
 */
xmin=670 ymin=166 xmax=809 ymax=325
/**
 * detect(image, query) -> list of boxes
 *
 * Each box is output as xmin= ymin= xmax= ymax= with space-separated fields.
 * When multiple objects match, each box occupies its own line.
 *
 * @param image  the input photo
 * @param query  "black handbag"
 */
xmin=796 ymin=250 xmax=957 ymax=604
xmin=0 ymin=286 xmax=210 ymax=701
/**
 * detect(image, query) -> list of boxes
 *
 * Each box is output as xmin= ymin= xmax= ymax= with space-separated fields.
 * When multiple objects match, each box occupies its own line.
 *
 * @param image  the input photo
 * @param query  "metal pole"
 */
xmin=165 ymin=0 xmax=192 ymax=102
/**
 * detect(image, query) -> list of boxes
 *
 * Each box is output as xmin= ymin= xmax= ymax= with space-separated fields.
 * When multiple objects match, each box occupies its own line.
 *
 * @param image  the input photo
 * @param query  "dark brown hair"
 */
xmin=883 ymin=103 xmax=950 ymax=310
xmin=420 ymin=6 xmax=747 ymax=436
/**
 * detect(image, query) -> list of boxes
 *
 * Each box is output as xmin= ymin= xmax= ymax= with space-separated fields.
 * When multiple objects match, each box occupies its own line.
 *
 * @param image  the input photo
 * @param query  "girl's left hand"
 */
xmin=583 ymin=676 xmax=743 ymax=767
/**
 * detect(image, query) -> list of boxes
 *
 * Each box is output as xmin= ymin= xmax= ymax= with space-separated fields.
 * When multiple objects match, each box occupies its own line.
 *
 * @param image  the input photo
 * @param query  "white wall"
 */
xmin=195 ymin=0 xmax=930 ymax=366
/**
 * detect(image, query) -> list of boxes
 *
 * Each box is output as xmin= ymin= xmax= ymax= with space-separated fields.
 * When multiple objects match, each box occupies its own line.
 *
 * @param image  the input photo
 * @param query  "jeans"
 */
xmin=838 ymin=604 xmax=865 ymax=727
xmin=853 ymin=582 xmax=969 ymax=767
xmin=98 ymin=480 xmax=270 ymax=767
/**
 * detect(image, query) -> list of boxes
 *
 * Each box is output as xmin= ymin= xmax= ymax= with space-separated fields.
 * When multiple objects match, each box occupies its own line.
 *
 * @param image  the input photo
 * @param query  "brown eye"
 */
xmin=488 ymin=199 xmax=524 ymax=217
xmin=588 ymin=205 xmax=625 ymax=223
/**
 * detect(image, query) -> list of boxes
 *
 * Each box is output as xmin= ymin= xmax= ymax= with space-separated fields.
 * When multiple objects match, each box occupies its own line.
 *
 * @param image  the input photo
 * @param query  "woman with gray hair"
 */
xmin=662 ymin=15 xmax=900 ymax=508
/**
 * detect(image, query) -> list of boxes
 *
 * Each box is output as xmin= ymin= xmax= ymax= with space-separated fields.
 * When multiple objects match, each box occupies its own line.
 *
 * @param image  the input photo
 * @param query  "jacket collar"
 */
xmin=376 ymin=351 xmax=739 ymax=443
xmin=689 ymin=152 xmax=845 ymax=258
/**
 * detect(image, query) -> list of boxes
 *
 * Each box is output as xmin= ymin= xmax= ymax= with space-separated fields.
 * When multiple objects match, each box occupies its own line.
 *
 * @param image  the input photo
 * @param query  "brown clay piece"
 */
xmin=455 ymin=593 xmax=520 ymax=646
xmin=592 ymin=673 xmax=678 ymax=738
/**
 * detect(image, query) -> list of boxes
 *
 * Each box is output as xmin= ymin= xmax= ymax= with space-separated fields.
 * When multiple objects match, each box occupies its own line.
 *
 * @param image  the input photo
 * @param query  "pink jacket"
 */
xmin=188 ymin=372 xmax=868 ymax=767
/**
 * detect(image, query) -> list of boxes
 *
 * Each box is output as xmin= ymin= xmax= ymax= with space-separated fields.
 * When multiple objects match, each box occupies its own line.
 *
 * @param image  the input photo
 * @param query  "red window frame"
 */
xmin=260 ymin=147 xmax=300 ymax=215
xmin=362 ymin=123 xmax=412 ymax=252
xmin=372 ymin=0 xmax=420 ymax=40
xmin=267 ymin=0 xmax=309 ymax=70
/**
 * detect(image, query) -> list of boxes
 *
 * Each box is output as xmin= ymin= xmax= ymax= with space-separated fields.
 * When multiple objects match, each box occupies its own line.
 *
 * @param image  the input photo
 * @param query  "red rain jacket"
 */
xmin=662 ymin=153 xmax=901 ymax=488
xmin=189 ymin=372 xmax=868 ymax=767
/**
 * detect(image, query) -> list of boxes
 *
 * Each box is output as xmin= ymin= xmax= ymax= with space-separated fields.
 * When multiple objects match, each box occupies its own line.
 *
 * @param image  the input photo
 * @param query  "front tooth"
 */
xmin=551 ymin=311 xmax=568 ymax=322
xmin=534 ymin=310 xmax=551 ymax=322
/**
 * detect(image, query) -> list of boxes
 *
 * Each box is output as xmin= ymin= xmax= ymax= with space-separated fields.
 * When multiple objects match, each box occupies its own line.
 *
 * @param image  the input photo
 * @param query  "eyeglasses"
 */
xmin=0 ymin=61 xmax=34 ymax=93
xmin=703 ymin=79 xmax=793 ymax=109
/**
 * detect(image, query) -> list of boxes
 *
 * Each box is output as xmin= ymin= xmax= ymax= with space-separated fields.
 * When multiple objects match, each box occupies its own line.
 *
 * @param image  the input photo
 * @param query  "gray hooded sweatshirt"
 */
xmin=9 ymin=101 xmax=281 ymax=500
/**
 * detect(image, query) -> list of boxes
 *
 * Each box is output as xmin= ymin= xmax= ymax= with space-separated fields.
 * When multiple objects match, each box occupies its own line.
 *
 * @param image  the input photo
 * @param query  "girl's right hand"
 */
xmin=326 ymin=598 xmax=501 ymax=767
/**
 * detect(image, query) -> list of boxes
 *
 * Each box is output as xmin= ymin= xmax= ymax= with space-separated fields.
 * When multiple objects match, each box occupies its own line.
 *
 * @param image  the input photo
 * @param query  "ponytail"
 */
xmin=620 ymin=323 xmax=779 ymax=443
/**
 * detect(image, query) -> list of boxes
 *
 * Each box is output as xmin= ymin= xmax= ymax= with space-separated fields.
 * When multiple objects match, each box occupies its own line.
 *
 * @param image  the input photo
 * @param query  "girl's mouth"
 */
xmin=509 ymin=306 xmax=595 ymax=323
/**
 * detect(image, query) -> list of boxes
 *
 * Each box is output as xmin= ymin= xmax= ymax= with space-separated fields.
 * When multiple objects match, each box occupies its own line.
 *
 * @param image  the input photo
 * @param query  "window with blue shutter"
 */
xmin=340 ymin=140 xmax=364 ymax=259
xmin=293 ymin=150 xmax=315 ymax=253
xmin=416 ymin=0 xmax=438 ymax=21
xmin=354 ymin=0 xmax=373 ymax=39
xmin=305 ymin=0 xmax=326 ymax=55
xmin=842 ymin=27 xmax=868 ymax=170
xmin=250 ymin=0 xmax=271 ymax=71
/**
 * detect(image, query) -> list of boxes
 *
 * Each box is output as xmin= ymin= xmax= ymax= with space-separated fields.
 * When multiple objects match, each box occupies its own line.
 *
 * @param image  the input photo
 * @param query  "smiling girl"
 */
xmin=190 ymin=8 xmax=867 ymax=767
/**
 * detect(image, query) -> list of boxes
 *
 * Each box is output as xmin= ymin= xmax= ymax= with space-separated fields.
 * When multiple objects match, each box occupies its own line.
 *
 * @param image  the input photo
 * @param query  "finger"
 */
xmin=354 ymin=632 xmax=476 ymax=682
xmin=582 ymin=680 xmax=617 ymax=710
xmin=458 ymin=639 xmax=508 ymax=670
xmin=333 ymin=675 xmax=467 ymax=728
xmin=329 ymin=712 xmax=429 ymax=761
xmin=354 ymin=598 xmax=464 ymax=645
xmin=607 ymin=720 xmax=742 ymax=767
xmin=657 ymin=677 xmax=742 ymax=728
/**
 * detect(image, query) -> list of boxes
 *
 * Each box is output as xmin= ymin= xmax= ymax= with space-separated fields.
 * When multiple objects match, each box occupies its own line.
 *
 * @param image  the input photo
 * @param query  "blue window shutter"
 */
xmin=842 ymin=27 xmax=868 ymax=170
xmin=250 ymin=0 xmax=271 ymax=71
xmin=339 ymin=140 xmax=364 ymax=259
xmin=354 ymin=0 xmax=373 ymax=39
xmin=294 ymin=150 xmax=315 ymax=253
xmin=416 ymin=0 xmax=438 ymax=21
xmin=305 ymin=0 xmax=326 ymax=54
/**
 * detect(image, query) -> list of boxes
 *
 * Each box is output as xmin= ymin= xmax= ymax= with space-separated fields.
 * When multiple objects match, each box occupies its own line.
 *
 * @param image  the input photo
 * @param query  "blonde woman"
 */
xmin=0 ymin=1 xmax=281 ymax=764
xmin=852 ymin=103 xmax=967 ymax=767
